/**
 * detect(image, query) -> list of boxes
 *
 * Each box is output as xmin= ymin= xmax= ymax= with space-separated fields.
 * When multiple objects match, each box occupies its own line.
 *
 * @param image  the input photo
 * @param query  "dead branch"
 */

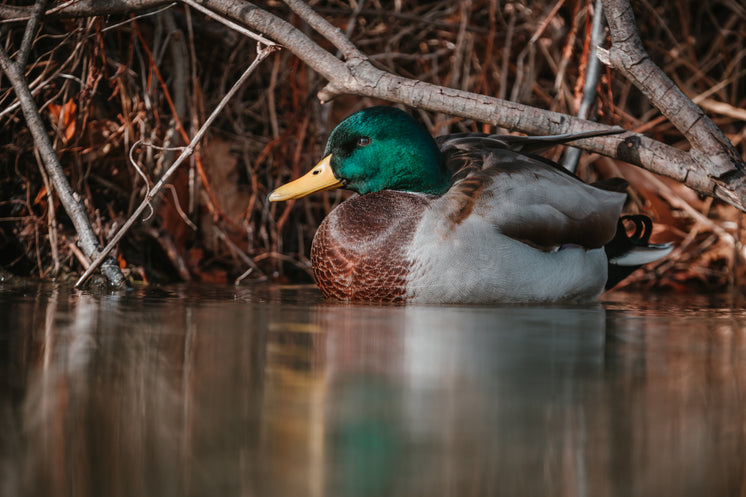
xmin=600 ymin=0 xmax=746 ymax=208
xmin=0 ymin=43 xmax=128 ymax=287
xmin=74 ymin=43 xmax=280 ymax=288
xmin=34 ymin=152 xmax=60 ymax=276
xmin=17 ymin=0 xmax=48 ymax=69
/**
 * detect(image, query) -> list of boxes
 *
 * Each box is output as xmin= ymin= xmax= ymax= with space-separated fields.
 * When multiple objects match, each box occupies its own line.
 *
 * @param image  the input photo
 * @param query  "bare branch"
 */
xmin=17 ymin=0 xmax=48 ymax=68
xmin=601 ymin=0 xmax=746 ymax=186
xmin=0 ymin=0 xmax=166 ymax=23
xmin=75 ymin=44 xmax=280 ymax=287
xmin=0 ymin=45 xmax=127 ymax=287
xmin=182 ymin=0 xmax=276 ymax=46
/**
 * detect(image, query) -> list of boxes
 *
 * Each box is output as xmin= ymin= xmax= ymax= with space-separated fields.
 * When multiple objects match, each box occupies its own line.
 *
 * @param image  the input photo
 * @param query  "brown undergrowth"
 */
xmin=1 ymin=0 xmax=744 ymax=291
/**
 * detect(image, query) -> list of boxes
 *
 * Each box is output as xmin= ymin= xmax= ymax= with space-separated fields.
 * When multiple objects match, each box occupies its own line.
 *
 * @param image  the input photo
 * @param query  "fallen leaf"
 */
xmin=48 ymin=99 xmax=77 ymax=143
xmin=34 ymin=185 xmax=47 ymax=205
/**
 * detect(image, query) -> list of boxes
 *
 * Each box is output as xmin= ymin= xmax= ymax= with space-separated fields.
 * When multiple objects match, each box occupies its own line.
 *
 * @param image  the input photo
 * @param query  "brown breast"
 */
xmin=311 ymin=191 xmax=430 ymax=303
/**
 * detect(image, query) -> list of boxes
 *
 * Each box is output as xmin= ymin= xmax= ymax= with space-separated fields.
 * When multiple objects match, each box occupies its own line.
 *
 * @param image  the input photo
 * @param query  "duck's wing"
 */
xmin=437 ymin=127 xmax=625 ymax=155
xmin=435 ymin=133 xmax=627 ymax=251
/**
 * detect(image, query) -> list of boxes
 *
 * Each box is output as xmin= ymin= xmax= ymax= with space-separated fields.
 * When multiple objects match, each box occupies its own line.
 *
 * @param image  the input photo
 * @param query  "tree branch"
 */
xmin=17 ymin=0 xmax=48 ymax=68
xmin=282 ymin=0 xmax=364 ymax=61
xmin=600 ymin=0 xmax=746 ymax=197
xmin=0 ymin=44 xmax=128 ymax=287
xmin=74 ymin=44 xmax=280 ymax=287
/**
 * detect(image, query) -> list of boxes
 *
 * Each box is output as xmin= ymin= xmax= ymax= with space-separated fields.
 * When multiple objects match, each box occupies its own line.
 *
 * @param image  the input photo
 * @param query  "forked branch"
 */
xmin=600 ymin=0 xmax=746 ymax=206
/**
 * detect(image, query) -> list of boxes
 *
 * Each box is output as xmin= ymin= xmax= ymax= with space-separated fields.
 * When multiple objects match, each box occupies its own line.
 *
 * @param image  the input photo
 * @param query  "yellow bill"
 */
xmin=268 ymin=155 xmax=343 ymax=201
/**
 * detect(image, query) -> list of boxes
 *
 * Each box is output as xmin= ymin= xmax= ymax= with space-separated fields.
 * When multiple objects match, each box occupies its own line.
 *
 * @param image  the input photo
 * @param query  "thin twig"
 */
xmin=182 ymin=0 xmax=276 ymax=46
xmin=68 ymin=241 xmax=91 ymax=269
xmin=75 ymin=43 xmax=280 ymax=288
xmin=165 ymin=183 xmax=198 ymax=231
xmin=212 ymin=225 xmax=264 ymax=277
xmin=234 ymin=267 xmax=254 ymax=285
xmin=96 ymin=3 xmax=177 ymax=35
xmin=184 ymin=4 xmax=199 ymax=216
xmin=34 ymin=150 xmax=60 ymax=276
xmin=17 ymin=0 xmax=48 ymax=68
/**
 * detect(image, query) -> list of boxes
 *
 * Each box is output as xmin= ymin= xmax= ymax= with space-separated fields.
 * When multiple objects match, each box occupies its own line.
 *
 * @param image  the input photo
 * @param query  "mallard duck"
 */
xmin=269 ymin=106 xmax=671 ymax=304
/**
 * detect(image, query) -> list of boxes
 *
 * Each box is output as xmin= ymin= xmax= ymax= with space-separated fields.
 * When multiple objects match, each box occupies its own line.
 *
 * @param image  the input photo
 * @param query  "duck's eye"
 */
xmin=356 ymin=136 xmax=371 ymax=147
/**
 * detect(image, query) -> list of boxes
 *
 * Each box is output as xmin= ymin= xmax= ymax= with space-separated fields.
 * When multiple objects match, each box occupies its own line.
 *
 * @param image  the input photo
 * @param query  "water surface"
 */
xmin=1 ymin=282 xmax=745 ymax=496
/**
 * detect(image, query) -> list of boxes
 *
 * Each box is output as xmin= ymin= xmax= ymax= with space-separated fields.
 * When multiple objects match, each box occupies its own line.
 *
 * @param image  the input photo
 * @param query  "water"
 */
xmin=2 ymin=282 xmax=746 ymax=497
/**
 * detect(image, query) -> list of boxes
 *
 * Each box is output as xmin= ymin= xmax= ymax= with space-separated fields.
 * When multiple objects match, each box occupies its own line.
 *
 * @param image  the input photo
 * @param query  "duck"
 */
xmin=268 ymin=106 xmax=672 ymax=304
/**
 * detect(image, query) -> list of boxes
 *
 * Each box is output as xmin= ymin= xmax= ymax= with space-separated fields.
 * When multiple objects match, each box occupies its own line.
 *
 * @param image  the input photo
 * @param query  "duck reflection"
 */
xmin=320 ymin=304 xmax=606 ymax=496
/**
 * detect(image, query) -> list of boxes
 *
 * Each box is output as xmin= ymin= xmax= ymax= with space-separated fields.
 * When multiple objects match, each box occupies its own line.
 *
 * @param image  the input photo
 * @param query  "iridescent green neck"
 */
xmin=325 ymin=107 xmax=450 ymax=195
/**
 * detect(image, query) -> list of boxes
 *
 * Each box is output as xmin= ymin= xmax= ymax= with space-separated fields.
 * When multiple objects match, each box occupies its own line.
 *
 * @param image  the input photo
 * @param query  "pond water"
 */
xmin=1 ymin=282 xmax=745 ymax=497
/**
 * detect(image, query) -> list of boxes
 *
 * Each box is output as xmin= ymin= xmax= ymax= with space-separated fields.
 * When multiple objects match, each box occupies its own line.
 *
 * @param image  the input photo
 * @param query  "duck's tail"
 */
xmin=604 ymin=215 xmax=673 ymax=289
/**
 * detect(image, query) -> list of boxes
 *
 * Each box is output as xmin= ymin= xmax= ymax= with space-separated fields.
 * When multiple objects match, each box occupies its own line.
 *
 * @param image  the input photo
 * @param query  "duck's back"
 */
xmin=437 ymin=133 xmax=627 ymax=251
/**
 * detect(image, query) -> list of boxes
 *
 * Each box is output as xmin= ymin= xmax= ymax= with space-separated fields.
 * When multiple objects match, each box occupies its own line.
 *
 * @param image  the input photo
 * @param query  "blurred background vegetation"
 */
xmin=1 ymin=0 xmax=744 ymax=291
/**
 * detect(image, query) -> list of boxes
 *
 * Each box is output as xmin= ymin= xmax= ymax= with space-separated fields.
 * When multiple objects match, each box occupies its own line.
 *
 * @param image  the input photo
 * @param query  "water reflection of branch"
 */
xmin=22 ymin=292 xmax=191 ymax=496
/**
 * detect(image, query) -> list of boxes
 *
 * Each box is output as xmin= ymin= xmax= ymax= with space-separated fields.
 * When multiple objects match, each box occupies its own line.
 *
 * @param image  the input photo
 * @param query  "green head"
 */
xmin=326 ymin=106 xmax=449 ymax=195
xmin=267 ymin=107 xmax=450 ymax=202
